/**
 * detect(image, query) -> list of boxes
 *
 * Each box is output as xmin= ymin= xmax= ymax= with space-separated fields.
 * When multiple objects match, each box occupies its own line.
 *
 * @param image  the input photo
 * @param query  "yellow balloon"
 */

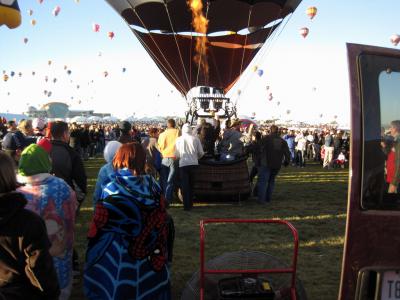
xmin=0 ymin=1 xmax=22 ymax=29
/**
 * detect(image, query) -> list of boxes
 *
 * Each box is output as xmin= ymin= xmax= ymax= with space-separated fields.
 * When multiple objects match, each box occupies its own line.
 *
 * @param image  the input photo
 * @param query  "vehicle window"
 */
xmin=361 ymin=54 xmax=400 ymax=210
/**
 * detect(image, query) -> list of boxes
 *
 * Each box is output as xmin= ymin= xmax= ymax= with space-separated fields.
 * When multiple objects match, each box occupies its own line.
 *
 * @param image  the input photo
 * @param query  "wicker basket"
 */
xmin=193 ymin=158 xmax=251 ymax=199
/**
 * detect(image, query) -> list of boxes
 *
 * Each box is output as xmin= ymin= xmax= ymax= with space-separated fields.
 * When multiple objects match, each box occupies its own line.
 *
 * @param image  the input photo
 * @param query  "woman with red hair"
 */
xmin=84 ymin=142 xmax=171 ymax=300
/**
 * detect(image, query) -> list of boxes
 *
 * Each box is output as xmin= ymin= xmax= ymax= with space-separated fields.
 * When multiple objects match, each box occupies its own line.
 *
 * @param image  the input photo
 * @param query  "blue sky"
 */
xmin=1 ymin=0 xmax=400 ymax=124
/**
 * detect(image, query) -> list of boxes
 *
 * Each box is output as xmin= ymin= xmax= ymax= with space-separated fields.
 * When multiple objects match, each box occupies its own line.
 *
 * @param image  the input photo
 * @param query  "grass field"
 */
xmin=71 ymin=159 xmax=348 ymax=300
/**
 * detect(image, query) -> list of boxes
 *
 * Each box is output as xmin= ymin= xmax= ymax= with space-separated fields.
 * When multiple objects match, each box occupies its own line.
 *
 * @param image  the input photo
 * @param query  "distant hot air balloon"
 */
xmin=75 ymin=0 xmax=80 ymax=3
xmin=18 ymin=72 xmax=22 ymax=77
xmin=252 ymin=65 xmax=258 ymax=72
xmin=277 ymin=101 xmax=280 ymax=106
xmin=237 ymin=89 xmax=242 ymax=96
xmin=103 ymin=71 xmax=109 ymax=77
xmin=299 ymin=27 xmax=309 ymax=38
xmin=53 ymin=78 xmax=57 ymax=83
xmin=3 ymin=74 xmax=9 ymax=82
xmin=23 ymin=37 xmax=28 ymax=44
xmin=30 ymin=19 xmax=36 ymax=26
xmin=107 ymin=31 xmax=115 ymax=39
xmin=257 ymin=69 xmax=264 ymax=77
xmin=64 ymin=65 xmax=67 ymax=70
xmin=122 ymin=67 xmax=126 ymax=72
xmin=38 ymin=0 xmax=43 ymax=4
xmin=48 ymin=91 xmax=52 ymax=97
xmin=266 ymin=86 xmax=270 ymax=90
xmin=2 ymin=70 xmax=5 ymax=74
xmin=52 ymin=6 xmax=61 ymax=17
xmin=44 ymin=90 xmax=48 ymax=95
xmin=48 ymin=60 xmax=52 ymax=66
xmin=98 ymin=51 xmax=102 ymax=57
xmin=334 ymin=115 xmax=337 ymax=119
xmin=390 ymin=34 xmax=400 ymax=46
xmin=286 ymin=109 xmax=291 ymax=114
xmin=45 ymin=76 xmax=48 ymax=82
xmin=306 ymin=6 xmax=317 ymax=19
xmin=312 ymin=87 xmax=317 ymax=91
xmin=319 ymin=114 xmax=323 ymax=118
xmin=92 ymin=23 xmax=100 ymax=32
xmin=67 ymin=70 xmax=72 ymax=75
xmin=76 ymin=85 xmax=80 ymax=89
xmin=32 ymin=71 xmax=35 ymax=76
xmin=28 ymin=9 xmax=33 ymax=16
xmin=10 ymin=71 xmax=15 ymax=77
xmin=268 ymin=93 xmax=273 ymax=101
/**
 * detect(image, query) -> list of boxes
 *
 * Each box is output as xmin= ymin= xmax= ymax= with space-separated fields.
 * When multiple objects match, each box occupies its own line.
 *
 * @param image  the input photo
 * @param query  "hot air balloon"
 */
xmin=266 ymin=85 xmax=270 ymax=90
xmin=2 ymin=70 xmax=5 ymax=74
xmin=53 ymin=78 xmax=57 ymax=83
xmin=30 ymin=19 xmax=36 ymax=26
xmin=268 ymin=93 xmax=273 ymax=101
xmin=105 ymin=0 xmax=302 ymax=96
xmin=67 ymin=70 xmax=72 ymax=75
xmin=103 ymin=71 xmax=109 ymax=77
xmin=10 ymin=71 xmax=15 ymax=77
xmin=257 ymin=69 xmax=264 ymax=77
xmin=3 ymin=74 xmax=9 ymax=82
xmin=299 ymin=27 xmax=309 ymax=38
xmin=48 ymin=60 xmax=52 ymax=66
xmin=237 ymin=89 xmax=242 ymax=96
xmin=38 ymin=0 xmax=43 ymax=4
xmin=92 ymin=23 xmax=100 ymax=32
xmin=122 ymin=67 xmax=126 ymax=72
xmin=252 ymin=65 xmax=258 ymax=72
xmin=0 ymin=0 xmax=22 ymax=29
xmin=44 ymin=90 xmax=48 ymax=95
xmin=390 ymin=34 xmax=400 ymax=46
xmin=18 ymin=72 xmax=22 ymax=77
xmin=45 ymin=75 xmax=48 ymax=82
xmin=32 ymin=71 xmax=35 ymax=76
xmin=277 ymin=101 xmax=280 ymax=106
xmin=48 ymin=91 xmax=52 ymax=97
xmin=53 ymin=6 xmax=61 ymax=17
xmin=286 ymin=109 xmax=291 ymax=114
xmin=75 ymin=0 xmax=80 ymax=3
xmin=64 ymin=65 xmax=67 ymax=70
xmin=28 ymin=9 xmax=33 ymax=16
xmin=76 ymin=85 xmax=80 ymax=89
xmin=306 ymin=6 xmax=317 ymax=19
xmin=23 ymin=37 xmax=28 ymax=44
xmin=319 ymin=114 xmax=323 ymax=118
xmin=108 ymin=31 xmax=115 ymax=39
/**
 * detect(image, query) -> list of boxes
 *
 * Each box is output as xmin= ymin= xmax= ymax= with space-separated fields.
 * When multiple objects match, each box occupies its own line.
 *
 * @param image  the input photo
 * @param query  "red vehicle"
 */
xmin=340 ymin=43 xmax=400 ymax=299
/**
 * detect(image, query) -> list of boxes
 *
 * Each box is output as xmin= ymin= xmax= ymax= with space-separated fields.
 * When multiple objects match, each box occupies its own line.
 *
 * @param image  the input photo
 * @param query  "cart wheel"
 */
xmin=181 ymin=250 xmax=307 ymax=300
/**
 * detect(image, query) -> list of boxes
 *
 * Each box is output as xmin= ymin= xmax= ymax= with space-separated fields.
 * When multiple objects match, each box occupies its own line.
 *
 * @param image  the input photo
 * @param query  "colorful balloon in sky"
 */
xmin=38 ymin=0 xmax=43 ymax=4
xmin=53 ymin=6 xmax=61 ymax=17
xmin=93 ymin=23 xmax=100 ymax=32
xmin=67 ymin=70 xmax=72 ymax=75
xmin=48 ymin=60 xmax=52 ymax=66
xmin=306 ymin=6 xmax=317 ymax=20
xmin=257 ymin=69 xmax=264 ymax=77
xmin=23 ymin=37 xmax=28 ymax=44
xmin=122 ymin=67 xmax=126 ymax=72
xmin=103 ymin=71 xmax=109 ymax=77
xmin=252 ymin=65 xmax=258 ymax=72
xmin=0 ymin=0 xmax=22 ymax=29
xmin=30 ymin=19 xmax=36 ymax=26
xmin=268 ymin=93 xmax=273 ymax=101
xmin=108 ymin=31 xmax=115 ymax=39
xmin=3 ymin=74 xmax=9 ymax=82
xmin=28 ymin=9 xmax=33 ymax=16
xmin=299 ymin=27 xmax=309 ymax=38
xmin=390 ymin=34 xmax=400 ymax=46
xmin=10 ymin=71 xmax=15 ymax=77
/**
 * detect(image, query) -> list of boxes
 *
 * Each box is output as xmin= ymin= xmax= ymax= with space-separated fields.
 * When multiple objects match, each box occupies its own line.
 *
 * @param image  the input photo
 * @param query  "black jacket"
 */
xmin=259 ymin=133 xmax=290 ymax=169
xmin=0 ymin=192 xmax=60 ymax=300
xmin=50 ymin=140 xmax=87 ymax=194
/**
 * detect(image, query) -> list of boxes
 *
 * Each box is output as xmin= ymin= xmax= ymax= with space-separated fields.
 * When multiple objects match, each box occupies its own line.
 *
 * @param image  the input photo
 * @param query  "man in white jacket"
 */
xmin=175 ymin=123 xmax=204 ymax=211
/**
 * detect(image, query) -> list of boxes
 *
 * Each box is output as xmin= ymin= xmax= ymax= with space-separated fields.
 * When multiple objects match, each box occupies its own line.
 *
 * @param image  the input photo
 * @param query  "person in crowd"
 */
xmin=17 ymin=119 xmax=36 ymax=146
xmin=84 ymin=142 xmax=171 ymax=300
xmin=118 ymin=121 xmax=134 ymax=144
xmin=2 ymin=120 xmax=26 ymax=154
xmin=69 ymin=122 xmax=82 ymax=156
xmin=175 ymin=124 xmax=204 ymax=211
xmin=0 ymin=151 xmax=60 ymax=300
xmin=104 ymin=125 xmax=116 ymax=144
xmin=386 ymin=120 xmax=400 ymax=193
xmin=333 ymin=130 xmax=343 ymax=159
xmin=158 ymin=119 xmax=180 ymax=204
xmin=218 ymin=119 xmax=246 ymax=161
xmin=50 ymin=121 xmax=87 ymax=201
xmin=142 ymin=127 xmax=162 ymax=177
xmin=256 ymin=125 xmax=290 ymax=204
xmin=323 ymin=129 xmax=335 ymax=169
xmin=198 ymin=117 xmax=220 ymax=157
xmin=80 ymin=124 xmax=91 ymax=160
xmin=333 ymin=150 xmax=347 ymax=168
xmin=247 ymin=131 xmax=262 ymax=186
xmin=17 ymin=142 xmax=76 ymax=300
xmin=32 ymin=118 xmax=47 ymax=139
xmin=283 ymin=130 xmax=296 ymax=165
xmin=306 ymin=130 xmax=315 ymax=160
xmin=92 ymin=141 xmax=122 ymax=208
xmin=295 ymin=131 xmax=307 ymax=168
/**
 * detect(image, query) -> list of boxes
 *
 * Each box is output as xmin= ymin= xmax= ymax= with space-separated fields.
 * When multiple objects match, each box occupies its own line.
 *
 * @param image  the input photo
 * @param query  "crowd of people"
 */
xmin=0 ymin=114 xmax=355 ymax=299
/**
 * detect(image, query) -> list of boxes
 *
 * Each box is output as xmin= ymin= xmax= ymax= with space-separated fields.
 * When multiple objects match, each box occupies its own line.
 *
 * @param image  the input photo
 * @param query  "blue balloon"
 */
xmin=257 ymin=69 xmax=263 ymax=77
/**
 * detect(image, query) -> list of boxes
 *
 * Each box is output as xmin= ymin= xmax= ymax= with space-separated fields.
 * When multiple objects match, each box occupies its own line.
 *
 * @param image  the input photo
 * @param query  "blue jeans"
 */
xmin=179 ymin=165 xmax=196 ymax=210
xmin=256 ymin=166 xmax=279 ymax=203
xmin=160 ymin=158 xmax=178 ymax=203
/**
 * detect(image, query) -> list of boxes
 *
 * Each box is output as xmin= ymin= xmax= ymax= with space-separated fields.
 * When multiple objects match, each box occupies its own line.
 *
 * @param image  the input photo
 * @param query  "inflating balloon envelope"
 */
xmin=106 ymin=0 xmax=302 ymax=120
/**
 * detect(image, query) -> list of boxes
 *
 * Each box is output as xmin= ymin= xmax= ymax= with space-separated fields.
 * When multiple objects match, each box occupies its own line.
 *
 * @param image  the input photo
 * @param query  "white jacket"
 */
xmin=175 ymin=124 xmax=204 ymax=167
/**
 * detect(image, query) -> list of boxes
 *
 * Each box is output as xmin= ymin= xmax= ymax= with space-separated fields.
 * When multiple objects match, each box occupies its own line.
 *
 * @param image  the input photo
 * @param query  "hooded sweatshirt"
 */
xmin=175 ymin=124 xmax=204 ymax=167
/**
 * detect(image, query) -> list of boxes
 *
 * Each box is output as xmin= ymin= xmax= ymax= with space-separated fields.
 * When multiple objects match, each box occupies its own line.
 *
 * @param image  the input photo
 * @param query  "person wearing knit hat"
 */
xmin=17 ymin=144 xmax=77 ymax=300
xmin=92 ymin=141 xmax=122 ymax=208
xmin=37 ymin=137 xmax=52 ymax=154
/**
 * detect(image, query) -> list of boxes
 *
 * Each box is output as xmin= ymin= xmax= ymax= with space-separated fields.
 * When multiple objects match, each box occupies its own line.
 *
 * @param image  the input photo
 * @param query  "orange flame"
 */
xmin=188 ymin=0 xmax=209 ymax=79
